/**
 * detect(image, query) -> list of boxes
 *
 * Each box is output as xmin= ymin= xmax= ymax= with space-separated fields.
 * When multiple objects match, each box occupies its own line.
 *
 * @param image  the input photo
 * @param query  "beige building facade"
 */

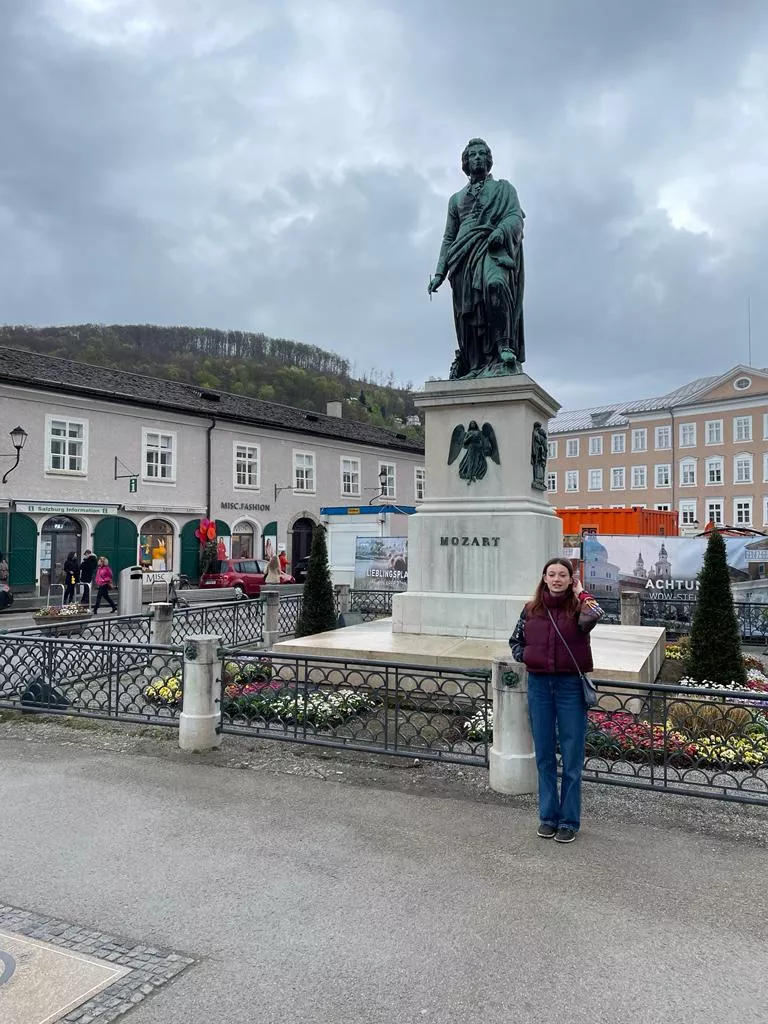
xmin=546 ymin=365 xmax=768 ymax=533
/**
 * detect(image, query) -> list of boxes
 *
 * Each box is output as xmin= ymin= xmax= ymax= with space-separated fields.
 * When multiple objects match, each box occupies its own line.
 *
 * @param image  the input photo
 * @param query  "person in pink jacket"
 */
xmin=93 ymin=556 xmax=117 ymax=614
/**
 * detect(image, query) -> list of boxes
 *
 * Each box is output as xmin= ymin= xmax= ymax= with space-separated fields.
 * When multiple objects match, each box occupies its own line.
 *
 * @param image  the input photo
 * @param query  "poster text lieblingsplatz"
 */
xmin=354 ymin=537 xmax=408 ymax=591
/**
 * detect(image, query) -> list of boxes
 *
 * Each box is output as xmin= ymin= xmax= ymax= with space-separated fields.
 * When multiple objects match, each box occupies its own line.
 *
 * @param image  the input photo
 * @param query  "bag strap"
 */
xmin=545 ymin=606 xmax=587 ymax=680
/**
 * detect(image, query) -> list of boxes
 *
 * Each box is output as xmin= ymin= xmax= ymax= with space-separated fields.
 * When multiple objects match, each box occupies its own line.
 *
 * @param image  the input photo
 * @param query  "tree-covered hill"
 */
xmin=0 ymin=324 xmax=423 ymax=437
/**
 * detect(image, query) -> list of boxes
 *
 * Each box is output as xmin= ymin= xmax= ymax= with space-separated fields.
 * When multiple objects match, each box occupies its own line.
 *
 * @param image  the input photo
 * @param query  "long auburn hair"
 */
xmin=527 ymin=558 xmax=580 ymax=618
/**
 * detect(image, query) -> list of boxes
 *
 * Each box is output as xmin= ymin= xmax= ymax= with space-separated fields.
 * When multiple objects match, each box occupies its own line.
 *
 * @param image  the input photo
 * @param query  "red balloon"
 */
xmin=207 ymin=525 xmax=216 ymax=540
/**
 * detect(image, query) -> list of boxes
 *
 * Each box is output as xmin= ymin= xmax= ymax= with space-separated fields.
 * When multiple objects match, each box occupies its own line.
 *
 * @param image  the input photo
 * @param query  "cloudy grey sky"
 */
xmin=2 ymin=0 xmax=767 ymax=409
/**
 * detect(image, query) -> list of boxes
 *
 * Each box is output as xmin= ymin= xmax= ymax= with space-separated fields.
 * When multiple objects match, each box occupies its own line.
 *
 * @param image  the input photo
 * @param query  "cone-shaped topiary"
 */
xmin=687 ymin=529 xmax=746 ymax=687
xmin=295 ymin=526 xmax=337 ymax=638
xmin=199 ymin=539 xmax=218 ymax=577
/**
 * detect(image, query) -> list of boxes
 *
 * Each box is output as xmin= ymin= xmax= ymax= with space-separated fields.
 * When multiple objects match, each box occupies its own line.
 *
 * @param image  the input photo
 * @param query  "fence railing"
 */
xmin=349 ymin=589 xmax=394 ymax=622
xmin=3 ymin=611 xmax=152 ymax=643
xmin=170 ymin=600 xmax=263 ymax=646
xmin=277 ymin=595 xmax=303 ymax=637
xmin=582 ymin=677 xmax=768 ymax=805
xmin=218 ymin=650 xmax=490 ymax=765
xmin=0 ymin=634 xmax=185 ymax=725
xmin=640 ymin=599 xmax=768 ymax=642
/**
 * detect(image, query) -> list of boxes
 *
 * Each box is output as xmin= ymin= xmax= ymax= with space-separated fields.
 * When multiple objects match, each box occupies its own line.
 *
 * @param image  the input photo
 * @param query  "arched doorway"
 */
xmin=180 ymin=519 xmax=231 ymax=582
xmin=40 ymin=516 xmax=82 ymax=595
xmin=93 ymin=516 xmax=139 ymax=579
xmin=291 ymin=517 xmax=315 ymax=564
xmin=232 ymin=521 xmax=259 ymax=560
xmin=0 ymin=512 xmax=37 ymax=588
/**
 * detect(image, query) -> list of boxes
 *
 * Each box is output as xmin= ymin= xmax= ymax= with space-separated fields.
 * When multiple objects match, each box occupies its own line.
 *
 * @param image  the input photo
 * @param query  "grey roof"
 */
xmin=548 ymin=368 xmax=766 ymax=434
xmin=0 ymin=346 xmax=424 ymax=454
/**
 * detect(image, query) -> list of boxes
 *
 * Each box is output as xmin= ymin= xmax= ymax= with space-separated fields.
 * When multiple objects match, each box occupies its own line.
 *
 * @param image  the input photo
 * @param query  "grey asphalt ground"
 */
xmin=1 ymin=718 xmax=767 ymax=1024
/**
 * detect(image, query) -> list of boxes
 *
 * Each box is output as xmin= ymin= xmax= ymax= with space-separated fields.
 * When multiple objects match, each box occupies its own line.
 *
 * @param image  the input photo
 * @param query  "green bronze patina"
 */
xmin=501 ymin=669 xmax=520 ymax=688
xmin=447 ymin=420 xmax=500 ymax=484
xmin=531 ymin=421 xmax=548 ymax=491
xmin=429 ymin=138 xmax=525 ymax=380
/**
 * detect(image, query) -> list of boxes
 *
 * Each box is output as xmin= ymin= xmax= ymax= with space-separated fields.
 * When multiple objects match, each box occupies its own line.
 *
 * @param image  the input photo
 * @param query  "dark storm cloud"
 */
xmin=2 ymin=0 xmax=767 ymax=406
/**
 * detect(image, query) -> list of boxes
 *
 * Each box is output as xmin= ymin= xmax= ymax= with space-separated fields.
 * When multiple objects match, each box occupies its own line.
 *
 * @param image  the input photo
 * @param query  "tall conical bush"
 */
xmin=295 ymin=526 xmax=337 ymax=638
xmin=687 ymin=529 xmax=746 ymax=687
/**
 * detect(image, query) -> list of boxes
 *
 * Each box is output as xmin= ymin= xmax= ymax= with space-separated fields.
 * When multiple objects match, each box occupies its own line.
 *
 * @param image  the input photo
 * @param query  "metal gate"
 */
xmin=219 ymin=650 xmax=490 ymax=766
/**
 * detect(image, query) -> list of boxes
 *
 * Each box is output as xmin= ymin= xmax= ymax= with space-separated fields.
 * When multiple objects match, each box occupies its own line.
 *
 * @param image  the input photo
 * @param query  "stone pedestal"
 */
xmin=392 ymin=374 xmax=562 ymax=640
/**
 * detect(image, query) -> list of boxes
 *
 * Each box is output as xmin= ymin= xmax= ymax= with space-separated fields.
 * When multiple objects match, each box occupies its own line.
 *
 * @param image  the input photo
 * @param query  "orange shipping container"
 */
xmin=556 ymin=507 xmax=679 ymax=538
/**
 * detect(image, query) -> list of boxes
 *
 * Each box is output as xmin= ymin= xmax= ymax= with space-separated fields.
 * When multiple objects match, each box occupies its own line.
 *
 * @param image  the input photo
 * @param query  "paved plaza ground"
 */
xmin=1 ymin=715 xmax=767 ymax=1024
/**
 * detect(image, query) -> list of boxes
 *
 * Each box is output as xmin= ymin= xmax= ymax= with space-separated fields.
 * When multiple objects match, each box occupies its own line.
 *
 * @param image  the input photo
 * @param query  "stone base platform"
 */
xmin=274 ymin=620 xmax=665 ymax=684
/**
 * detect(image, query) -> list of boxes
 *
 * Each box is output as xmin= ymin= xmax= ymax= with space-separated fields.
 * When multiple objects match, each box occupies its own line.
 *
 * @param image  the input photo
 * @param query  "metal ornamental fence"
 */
xmin=171 ymin=600 xmax=263 ymax=646
xmin=640 ymin=599 xmax=768 ymax=643
xmin=218 ymin=650 xmax=491 ymax=766
xmin=0 ymin=634 xmax=184 ymax=726
xmin=277 ymin=595 xmax=303 ymax=637
xmin=349 ymin=590 xmax=394 ymax=622
xmin=4 ymin=612 xmax=152 ymax=644
xmin=582 ymin=678 xmax=768 ymax=806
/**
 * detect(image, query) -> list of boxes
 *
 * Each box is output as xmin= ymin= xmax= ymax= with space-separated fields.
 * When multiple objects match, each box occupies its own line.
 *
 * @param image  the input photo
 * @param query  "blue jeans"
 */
xmin=527 ymin=672 xmax=587 ymax=832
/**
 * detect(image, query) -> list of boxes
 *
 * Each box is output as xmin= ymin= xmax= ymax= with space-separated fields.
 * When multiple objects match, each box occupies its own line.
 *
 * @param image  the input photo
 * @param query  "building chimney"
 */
xmin=326 ymin=401 xmax=342 ymax=418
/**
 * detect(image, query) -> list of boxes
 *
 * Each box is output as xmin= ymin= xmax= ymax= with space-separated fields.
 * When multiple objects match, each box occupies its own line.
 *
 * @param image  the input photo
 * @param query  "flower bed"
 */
xmin=223 ymin=686 xmax=379 ymax=727
xmin=144 ymin=675 xmax=183 ymax=708
xmin=33 ymin=604 xmax=91 ymax=620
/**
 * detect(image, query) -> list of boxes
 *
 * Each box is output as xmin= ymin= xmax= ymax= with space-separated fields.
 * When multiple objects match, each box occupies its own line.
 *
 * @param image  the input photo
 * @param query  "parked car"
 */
xmin=292 ymin=557 xmax=310 ymax=584
xmin=199 ymin=558 xmax=294 ymax=598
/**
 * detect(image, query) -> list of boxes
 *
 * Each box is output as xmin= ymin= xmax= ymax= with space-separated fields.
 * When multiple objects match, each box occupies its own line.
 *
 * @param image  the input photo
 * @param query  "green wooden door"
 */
xmin=93 ymin=517 xmax=138 ymax=577
xmin=180 ymin=519 xmax=232 ymax=582
xmin=0 ymin=512 xmax=37 ymax=587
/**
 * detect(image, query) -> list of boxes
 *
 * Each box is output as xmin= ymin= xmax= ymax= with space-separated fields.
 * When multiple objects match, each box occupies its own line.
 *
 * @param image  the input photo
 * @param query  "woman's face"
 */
xmin=543 ymin=562 xmax=572 ymax=594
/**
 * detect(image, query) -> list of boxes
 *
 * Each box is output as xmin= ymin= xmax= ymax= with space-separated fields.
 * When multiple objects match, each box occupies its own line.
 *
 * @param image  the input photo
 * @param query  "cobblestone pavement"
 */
xmin=1 ymin=713 xmax=768 ymax=1024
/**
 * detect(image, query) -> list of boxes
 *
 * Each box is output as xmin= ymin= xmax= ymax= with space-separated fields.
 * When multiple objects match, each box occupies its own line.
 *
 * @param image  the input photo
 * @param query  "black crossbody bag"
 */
xmin=545 ymin=607 xmax=599 ymax=707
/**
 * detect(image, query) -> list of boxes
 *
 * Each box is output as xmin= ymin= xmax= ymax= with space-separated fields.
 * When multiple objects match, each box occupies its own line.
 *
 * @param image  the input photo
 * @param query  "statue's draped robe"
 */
xmin=435 ymin=176 xmax=525 ymax=375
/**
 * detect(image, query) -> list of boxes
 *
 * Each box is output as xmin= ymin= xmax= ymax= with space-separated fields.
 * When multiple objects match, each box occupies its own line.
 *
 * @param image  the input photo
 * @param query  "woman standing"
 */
xmin=93 ymin=556 xmax=117 ymax=614
xmin=265 ymin=554 xmax=282 ymax=584
xmin=62 ymin=551 xmax=80 ymax=604
xmin=509 ymin=558 xmax=603 ymax=844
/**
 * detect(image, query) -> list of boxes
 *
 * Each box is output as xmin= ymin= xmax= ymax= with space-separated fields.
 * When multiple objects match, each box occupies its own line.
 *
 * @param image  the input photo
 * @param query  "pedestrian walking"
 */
xmin=62 ymin=551 xmax=80 ymax=604
xmin=265 ymin=554 xmax=282 ymax=584
xmin=509 ymin=558 xmax=604 ymax=843
xmin=93 ymin=556 xmax=117 ymax=614
xmin=79 ymin=549 xmax=98 ymax=607
xmin=0 ymin=551 xmax=8 ymax=583
xmin=278 ymin=548 xmax=288 ymax=574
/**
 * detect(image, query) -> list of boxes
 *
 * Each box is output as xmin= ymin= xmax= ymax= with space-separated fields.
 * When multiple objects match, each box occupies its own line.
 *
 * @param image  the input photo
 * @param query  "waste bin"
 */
xmin=119 ymin=565 xmax=144 ymax=617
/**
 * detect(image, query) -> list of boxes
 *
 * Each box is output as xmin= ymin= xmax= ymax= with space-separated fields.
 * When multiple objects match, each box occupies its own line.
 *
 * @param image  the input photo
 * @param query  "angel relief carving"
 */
xmin=447 ymin=420 xmax=500 ymax=484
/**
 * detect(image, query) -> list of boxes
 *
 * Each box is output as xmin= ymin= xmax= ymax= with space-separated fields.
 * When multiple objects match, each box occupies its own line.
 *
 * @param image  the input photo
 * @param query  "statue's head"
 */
xmin=461 ymin=138 xmax=493 ymax=177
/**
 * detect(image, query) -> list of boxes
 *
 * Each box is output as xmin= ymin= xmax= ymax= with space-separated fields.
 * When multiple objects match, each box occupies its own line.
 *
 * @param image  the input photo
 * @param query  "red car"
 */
xmin=199 ymin=558 xmax=294 ymax=598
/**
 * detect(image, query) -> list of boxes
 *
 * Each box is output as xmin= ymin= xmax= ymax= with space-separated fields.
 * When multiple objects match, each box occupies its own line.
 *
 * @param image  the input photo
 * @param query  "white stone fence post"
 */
xmin=179 ymin=635 xmax=222 ymax=752
xmin=262 ymin=591 xmax=281 ymax=648
xmin=488 ymin=656 xmax=537 ymax=795
xmin=149 ymin=602 xmax=173 ymax=646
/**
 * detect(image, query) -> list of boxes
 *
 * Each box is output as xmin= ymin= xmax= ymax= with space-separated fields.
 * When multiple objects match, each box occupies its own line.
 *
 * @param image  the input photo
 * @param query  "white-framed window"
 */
xmin=415 ymin=466 xmax=426 ymax=501
xmin=293 ymin=450 xmax=316 ymax=492
xmin=547 ymin=440 xmax=558 ymax=460
xmin=379 ymin=462 xmax=396 ymax=498
xmin=654 ymin=464 xmax=671 ymax=488
xmin=631 ymin=428 xmax=647 ymax=452
xmin=679 ymin=500 xmax=697 ymax=526
xmin=679 ymin=423 xmax=696 ymax=447
xmin=565 ymin=470 xmax=579 ymax=492
xmin=734 ymin=375 xmax=752 ymax=391
xmin=631 ymin=465 xmax=647 ymax=488
xmin=588 ymin=436 xmax=603 ymax=456
xmin=340 ymin=456 xmax=361 ymax=497
xmin=234 ymin=443 xmax=260 ymax=489
xmin=566 ymin=438 xmax=580 ymax=458
xmin=611 ymin=433 xmax=626 ymax=454
xmin=706 ymin=499 xmax=724 ymax=526
xmin=734 ymin=498 xmax=753 ymax=526
xmin=654 ymin=426 xmax=671 ymax=450
xmin=734 ymin=415 xmax=753 ymax=443
xmin=610 ymin=467 xmax=625 ymax=490
xmin=588 ymin=468 xmax=602 ymax=491
xmin=654 ymin=503 xmax=671 ymax=511
xmin=705 ymin=419 xmax=723 ymax=445
xmin=734 ymin=453 xmax=753 ymax=484
xmin=764 ymin=497 xmax=768 ymax=527
xmin=764 ymin=453 xmax=768 ymax=483
xmin=143 ymin=429 xmax=175 ymax=482
xmin=705 ymin=457 xmax=723 ymax=485
xmin=46 ymin=415 xmax=88 ymax=474
xmin=546 ymin=471 xmax=557 ymax=492
xmin=764 ymin=413 xmax=768 ymax=440
xmin=680 ymin=458 xmax=697 ymax=486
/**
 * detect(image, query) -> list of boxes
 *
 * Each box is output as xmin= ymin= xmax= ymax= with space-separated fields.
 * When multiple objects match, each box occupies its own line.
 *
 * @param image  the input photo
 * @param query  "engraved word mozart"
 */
xmin=440 ymin=536 xmax=500 ymax=547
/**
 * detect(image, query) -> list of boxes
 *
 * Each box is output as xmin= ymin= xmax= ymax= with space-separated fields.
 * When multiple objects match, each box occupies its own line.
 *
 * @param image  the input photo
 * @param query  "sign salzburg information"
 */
xmin=14 ymin=502 xmax=121 ymax=515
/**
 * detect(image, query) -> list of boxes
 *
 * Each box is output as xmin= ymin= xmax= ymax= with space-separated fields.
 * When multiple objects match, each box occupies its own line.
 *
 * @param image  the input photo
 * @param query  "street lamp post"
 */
xmin=1 ymin=426 xmax=28 ymax=484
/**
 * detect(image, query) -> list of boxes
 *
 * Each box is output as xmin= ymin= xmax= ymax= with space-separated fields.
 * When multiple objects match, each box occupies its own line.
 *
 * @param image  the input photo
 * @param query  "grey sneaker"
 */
xmin=537 ymin=823 xmax=557 ymax=839
xmin=554 ymin=827 xmax=577 ymax=843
